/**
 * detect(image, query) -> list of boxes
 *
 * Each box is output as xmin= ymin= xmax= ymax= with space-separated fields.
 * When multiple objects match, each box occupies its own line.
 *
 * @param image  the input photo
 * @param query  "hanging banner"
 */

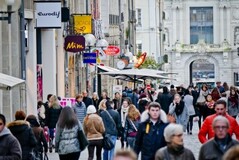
xmin=64 ymin=35 xmax=85 ymax=52
xmin=73 ymin=14 xmax=92 ymax=34
xmin=37 ymin=65 xmax=43 ymax=101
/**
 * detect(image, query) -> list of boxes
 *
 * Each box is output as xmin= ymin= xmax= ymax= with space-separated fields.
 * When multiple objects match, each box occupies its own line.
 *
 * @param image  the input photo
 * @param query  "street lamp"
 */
xmin=96 ymin=38 xmax=109 ymax=48
xmin=84 ymin=34 xmax=109 ymax=94
xmin=0 ymin=0 xmax=21 ymax=24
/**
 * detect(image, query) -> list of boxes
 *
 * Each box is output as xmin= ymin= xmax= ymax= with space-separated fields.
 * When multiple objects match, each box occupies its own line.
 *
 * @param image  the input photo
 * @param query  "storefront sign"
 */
xmin=35 ymin=1 xmax=61 ymax=28
xmin=105 ymin=46 xmax=120 ymax=56
xmin=73 ymin=15 xmax=92 ymax=34
xmin=83 ymin=53 xmax=97 ymax=63
xmin=64 ymin=35 xmax=85 ymax=52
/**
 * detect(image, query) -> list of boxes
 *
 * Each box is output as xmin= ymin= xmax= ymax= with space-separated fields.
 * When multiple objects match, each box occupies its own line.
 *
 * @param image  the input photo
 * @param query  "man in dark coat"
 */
xmin=0 ymin=114 xmax=22 ymax=160
xmin=83 ymin=90 xmax=93 ymax=108
xmin=199 ymin=115 xmax=239 ymax=160
xmin=100 ymin=100 xmax=122 ymax=160
xmin=156 ymin=86 xmax=172 ymax=114
xmin=134 ymin=102 xmax=168 ymax=160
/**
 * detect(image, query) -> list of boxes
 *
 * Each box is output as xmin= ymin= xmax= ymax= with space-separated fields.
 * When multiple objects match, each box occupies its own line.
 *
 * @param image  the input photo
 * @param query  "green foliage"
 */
xmin=136 ymin=52 xmax=163 ymax=69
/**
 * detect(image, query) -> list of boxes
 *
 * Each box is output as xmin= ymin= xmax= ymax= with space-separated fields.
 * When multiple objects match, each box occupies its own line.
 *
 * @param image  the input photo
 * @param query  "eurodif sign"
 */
xmin=35 ymin=1 xmax=61 ymax=28
xmin=64 ymin=35 xmax=85 ymax=52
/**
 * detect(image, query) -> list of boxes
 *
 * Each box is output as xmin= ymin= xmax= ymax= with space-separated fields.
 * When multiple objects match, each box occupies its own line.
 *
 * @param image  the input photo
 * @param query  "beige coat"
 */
xmin=83 ymin=114 xmax=105 ymax=140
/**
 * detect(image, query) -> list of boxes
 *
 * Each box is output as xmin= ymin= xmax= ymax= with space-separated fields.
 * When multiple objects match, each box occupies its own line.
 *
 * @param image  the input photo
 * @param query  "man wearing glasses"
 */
xmin=198 ymin=100 xmax=239 ymax=143
xmin=198 ymin=116 xmax=239 ymax=160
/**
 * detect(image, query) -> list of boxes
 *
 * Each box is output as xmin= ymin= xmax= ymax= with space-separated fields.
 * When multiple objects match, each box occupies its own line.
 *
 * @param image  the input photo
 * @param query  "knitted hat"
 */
xmin=87 ymin=105 xmax=96 ymax=114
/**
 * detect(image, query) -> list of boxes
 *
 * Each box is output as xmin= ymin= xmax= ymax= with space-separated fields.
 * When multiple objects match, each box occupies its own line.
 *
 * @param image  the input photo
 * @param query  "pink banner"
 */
xmin=37 ymin=65 xmax=43 ymax=101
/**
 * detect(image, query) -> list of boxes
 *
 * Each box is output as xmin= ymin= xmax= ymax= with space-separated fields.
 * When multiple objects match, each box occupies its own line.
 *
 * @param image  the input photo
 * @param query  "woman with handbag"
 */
xmin=83 ymin=105 xmax=105 ymax=160
xmin=55 ymin=106 xmax=83 ymax=160
xmin=124 ymin=104 xmax=140 ymax=148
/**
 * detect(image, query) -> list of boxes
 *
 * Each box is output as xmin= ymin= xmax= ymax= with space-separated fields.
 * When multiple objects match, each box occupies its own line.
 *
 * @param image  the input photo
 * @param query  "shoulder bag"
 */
xmin=103 ymin=110 xmax=115 ymax=150
xmin=77 ymin=123 xmax=89 ymax=151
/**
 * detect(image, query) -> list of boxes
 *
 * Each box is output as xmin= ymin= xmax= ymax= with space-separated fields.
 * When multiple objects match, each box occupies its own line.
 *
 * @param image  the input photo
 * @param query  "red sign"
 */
xmin=105 ymin=46 xmax=120 ymax=56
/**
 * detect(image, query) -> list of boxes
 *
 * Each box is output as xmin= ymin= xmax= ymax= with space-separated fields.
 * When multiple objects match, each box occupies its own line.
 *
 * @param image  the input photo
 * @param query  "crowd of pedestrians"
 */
xmin=1 ymin=81 xmax=239 ymax=160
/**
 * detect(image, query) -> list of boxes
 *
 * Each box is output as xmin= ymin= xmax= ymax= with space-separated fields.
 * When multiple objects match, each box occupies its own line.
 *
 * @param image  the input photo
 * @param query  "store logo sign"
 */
xmin=64 ymin=35 xmax=85 ymax=52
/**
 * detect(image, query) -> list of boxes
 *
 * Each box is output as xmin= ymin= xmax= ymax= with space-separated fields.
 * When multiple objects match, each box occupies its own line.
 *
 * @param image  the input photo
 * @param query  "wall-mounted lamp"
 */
xmin=0 ymin=0 xmax=21 ymax=24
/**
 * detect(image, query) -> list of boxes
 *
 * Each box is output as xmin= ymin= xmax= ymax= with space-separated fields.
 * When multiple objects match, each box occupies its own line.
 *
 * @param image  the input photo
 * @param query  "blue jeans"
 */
xmin=127 ymin=137 xmax=136 ymax=149
xmin=49 ymin=128 xmax=55 ymax=140
xmin=103 ymin=135 xmax=117 ymax=160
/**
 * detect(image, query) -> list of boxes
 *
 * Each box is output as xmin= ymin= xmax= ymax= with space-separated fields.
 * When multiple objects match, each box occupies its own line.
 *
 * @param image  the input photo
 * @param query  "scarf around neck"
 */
xmin=175 ymin=101 xmax=185 ymax=116
xmin=121 ymin=106 xmax=129 ymax=127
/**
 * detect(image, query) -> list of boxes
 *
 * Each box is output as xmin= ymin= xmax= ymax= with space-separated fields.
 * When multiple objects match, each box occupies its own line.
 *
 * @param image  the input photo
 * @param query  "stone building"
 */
xmin=163 ymin=0 xmax=239 ymax=86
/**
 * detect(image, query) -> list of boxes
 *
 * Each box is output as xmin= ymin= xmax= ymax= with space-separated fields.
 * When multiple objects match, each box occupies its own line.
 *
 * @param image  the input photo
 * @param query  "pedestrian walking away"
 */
xmin=55 ymin=106 xmax=83 ymax=160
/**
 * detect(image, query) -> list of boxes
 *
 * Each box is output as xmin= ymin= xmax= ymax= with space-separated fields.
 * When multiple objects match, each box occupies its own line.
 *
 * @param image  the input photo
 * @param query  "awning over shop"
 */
xmin=0 ymin=73 xmax=25 ymax=90
xmin=97 ymin=65 xmax=119 ymax=72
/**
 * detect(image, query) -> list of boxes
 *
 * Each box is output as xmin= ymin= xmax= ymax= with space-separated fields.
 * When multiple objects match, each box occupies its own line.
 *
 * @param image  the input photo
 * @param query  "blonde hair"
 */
xmin=98 ymin=99 xmax=107 ymax=111
xmin=49 ymin=95 xmax=60 ymax=108
xmin=127 ymin=104 xmax=140 ymax=120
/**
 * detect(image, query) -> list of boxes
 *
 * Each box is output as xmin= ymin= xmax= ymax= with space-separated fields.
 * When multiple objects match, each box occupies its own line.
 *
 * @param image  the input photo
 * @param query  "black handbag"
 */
xmin=103 ymin=134 xmax=114 ymax=150
xmin=78 ymin=128 xmax=89 ymax=151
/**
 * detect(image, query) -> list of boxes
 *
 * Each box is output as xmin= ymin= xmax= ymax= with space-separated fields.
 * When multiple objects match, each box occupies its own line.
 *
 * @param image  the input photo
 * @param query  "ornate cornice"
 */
xmin=172 ymin=39 xmax=232 ymax=53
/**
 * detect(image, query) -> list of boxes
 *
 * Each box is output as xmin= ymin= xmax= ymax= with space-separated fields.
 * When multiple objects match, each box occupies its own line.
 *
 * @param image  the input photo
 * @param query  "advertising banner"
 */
xmin=37 ymin=65 xmax=43 ymax=101
xmin=83 ymin=53 xmax=97 ymax=63
xmin=59 ymin=98 xmax=76 ymax=107
xmin=64 ymin=35 xmax=85 ymax=52
xmin=73 ymin=15 xmax=92 ymax=34
xmin=35 ymin=1 xmax=61 ymax=28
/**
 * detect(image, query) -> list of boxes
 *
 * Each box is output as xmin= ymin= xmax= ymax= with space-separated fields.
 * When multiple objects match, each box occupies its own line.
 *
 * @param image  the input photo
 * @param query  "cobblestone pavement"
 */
xmin=47 ymin=122 xmax=202 ymax=160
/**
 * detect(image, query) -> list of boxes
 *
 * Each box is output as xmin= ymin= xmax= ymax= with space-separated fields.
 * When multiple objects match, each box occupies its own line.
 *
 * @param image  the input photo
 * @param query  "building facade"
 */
xmin=135 ymin=0 xmax=162 ymax=61
xmin=163 ymin=0 xmax=239 ymax=86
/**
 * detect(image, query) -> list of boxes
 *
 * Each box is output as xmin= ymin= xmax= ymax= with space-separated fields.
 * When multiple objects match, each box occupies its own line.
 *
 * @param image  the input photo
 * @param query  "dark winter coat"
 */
xmin=0 ymin=127 xmax=22 ymax=160
xmin=7 ymin=120 xmax=37 ymax=160
xmin=199 ymin=135 xmax=239 ymax=160
xmin=46 ymin=105 xmax=62 ymax=128
xmin=100 ymin=108 xmax=122 ymax=136
xmin=83 ymin=97 xmax=93 ymax=108
xmin=26 ymin=117 xmax=48 ymax=153
xmin=156 ymin=92 xmax=172 ymax=114
xmin=134 ymin=111 xmax=168 ymax=160
xmin=92 ymin=98 xmax=99 ymax=110
xmin=124 ymin=117 xmax=140 ymax=140
xmin=155 ymin=146 xmax=195 ymax=160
